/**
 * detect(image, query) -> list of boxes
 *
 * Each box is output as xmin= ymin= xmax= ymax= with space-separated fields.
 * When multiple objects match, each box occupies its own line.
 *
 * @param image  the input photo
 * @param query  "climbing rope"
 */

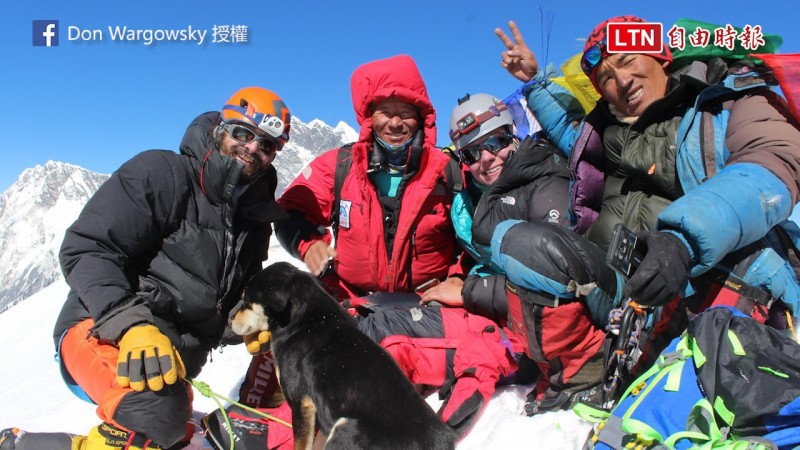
xmin=184 ymin=377 xmax=292 ymax=450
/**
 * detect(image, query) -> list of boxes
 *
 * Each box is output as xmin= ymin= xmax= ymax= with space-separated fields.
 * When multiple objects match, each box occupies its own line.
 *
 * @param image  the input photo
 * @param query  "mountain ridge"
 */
xmin=0 ymin=117 xmax=357 ymax=312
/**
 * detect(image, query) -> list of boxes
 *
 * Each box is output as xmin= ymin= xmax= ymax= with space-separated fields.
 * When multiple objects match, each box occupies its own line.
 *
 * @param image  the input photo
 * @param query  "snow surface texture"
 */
xmin=0 ymin=242 xmax=593 ymax=449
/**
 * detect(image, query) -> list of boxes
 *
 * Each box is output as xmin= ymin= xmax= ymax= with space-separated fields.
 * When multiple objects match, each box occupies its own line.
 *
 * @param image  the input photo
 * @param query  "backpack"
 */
xmin=329 ymin=143 xmax=462 ymax=241
xmin=577 ymin=306 xmax=800 ymax=450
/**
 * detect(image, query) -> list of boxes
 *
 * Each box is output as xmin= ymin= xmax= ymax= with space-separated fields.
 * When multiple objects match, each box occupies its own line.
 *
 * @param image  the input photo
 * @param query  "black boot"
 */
xmin=0 ymin=428 xmax=76 ymax=450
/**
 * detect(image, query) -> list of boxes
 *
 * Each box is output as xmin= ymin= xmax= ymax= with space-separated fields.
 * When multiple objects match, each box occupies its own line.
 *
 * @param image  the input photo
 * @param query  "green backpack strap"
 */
xmin=691 ymin=329 xmax=737 ymax=429
xmin=662 ymin=398 xmax=719 ymax=448
xmin=663 ymin=331 xmax=778 ymax=450
xmin=582 ymin=335 xmax=694 ymax=449
xmin=573 ymin=402 xmax=611 ymax=423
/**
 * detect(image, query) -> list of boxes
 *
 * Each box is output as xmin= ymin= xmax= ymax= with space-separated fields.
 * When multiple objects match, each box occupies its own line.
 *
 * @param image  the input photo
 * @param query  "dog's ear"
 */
xmin=244 ymin=266 xmax=291 ymax=313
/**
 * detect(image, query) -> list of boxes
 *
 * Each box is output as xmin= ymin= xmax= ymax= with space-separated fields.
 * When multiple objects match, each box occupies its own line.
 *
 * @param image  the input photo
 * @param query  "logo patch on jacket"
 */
xmin=340 ymin=200 xmax=352 ymax=229
xmin=500 ymin=196 xmax=516 ymax=205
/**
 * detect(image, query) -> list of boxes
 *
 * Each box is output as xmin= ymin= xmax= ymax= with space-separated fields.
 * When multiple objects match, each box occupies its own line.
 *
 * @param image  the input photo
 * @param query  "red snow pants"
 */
xmin=506 ymin=286 xmax=607 ymax=401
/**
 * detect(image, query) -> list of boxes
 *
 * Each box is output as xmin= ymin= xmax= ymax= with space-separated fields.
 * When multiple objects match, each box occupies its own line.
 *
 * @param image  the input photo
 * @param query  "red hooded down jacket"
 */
xmin=276 ymin=55 xmax=458 ymax=295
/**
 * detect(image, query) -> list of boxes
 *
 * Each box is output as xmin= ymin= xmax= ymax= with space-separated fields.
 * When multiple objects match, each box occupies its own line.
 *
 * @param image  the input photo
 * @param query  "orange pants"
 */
xmin=59 ymin=319 xmax=192 ymax=447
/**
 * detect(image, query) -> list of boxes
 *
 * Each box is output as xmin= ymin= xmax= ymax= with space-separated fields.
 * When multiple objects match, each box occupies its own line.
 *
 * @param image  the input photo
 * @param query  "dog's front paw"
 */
xmin=244 ymin=330 xmax=272 ymax=354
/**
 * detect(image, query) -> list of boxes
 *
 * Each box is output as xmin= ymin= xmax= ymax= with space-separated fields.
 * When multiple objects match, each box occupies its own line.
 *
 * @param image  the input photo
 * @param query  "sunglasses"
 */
xmin=224 ymin=123 xmax=279 ymax=154
xmin=580 ymin=39 xmax=607 ymax=75
xmin=458 ymin=134 xmax=515 ymax=165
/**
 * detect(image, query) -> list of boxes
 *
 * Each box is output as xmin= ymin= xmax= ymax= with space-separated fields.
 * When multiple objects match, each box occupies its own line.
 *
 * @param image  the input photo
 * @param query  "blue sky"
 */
xmin=2 ymin=0 xmax=796 ymax=192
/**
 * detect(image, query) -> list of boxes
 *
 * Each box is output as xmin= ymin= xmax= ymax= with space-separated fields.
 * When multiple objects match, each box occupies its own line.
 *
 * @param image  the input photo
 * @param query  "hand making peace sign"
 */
xmin=495 ymin=20 xmax=539 ymax=83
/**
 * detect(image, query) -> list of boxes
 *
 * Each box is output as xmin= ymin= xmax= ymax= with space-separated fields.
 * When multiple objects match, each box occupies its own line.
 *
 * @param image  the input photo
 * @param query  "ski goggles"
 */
xmin=223 ymin=123 xmax=280 ymax=154
xmin=580 ymin=39 xmax=608 ymax=75
xmin=457 ymin=133 xmax=515 ymax=165
xmin=222 ymin=104 xmax=289 ymax=142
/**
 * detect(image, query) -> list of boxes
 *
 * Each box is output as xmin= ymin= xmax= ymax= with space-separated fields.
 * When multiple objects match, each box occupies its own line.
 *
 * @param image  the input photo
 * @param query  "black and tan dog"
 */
xmin=230 ymin=262 xmax=456 ymax=450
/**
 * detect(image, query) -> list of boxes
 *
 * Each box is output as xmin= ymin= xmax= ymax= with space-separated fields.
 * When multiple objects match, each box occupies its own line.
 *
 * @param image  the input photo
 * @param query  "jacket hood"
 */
xmin=350 ymin=54 xmax=437 ymax=149
xmin=179 ymin=111 xmax=243 ymax=205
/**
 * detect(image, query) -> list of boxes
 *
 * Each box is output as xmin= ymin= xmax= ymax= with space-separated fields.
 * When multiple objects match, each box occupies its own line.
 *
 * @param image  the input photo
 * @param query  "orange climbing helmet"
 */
xmin=221 ymin=87 xmax=291 ymax=147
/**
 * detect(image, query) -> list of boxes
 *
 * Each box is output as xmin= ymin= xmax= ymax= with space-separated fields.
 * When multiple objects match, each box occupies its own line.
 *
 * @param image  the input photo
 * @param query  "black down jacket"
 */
xmin=460 ymin=136 xmax=571 ymax=321
xmin=54 ymin=112 xmax=288 ymax=376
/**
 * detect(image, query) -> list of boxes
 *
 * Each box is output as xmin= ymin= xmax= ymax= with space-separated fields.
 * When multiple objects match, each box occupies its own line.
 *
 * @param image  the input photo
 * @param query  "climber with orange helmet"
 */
xmin=215 ymin=86 xmax=291 ymax=184
xmin=1 ymin=87 xmax=291 ymax=449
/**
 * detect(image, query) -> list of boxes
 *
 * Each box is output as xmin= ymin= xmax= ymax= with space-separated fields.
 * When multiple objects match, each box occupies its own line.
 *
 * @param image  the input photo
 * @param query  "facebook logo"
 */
xmin=33 ymin=20 xmax=59 ymax=47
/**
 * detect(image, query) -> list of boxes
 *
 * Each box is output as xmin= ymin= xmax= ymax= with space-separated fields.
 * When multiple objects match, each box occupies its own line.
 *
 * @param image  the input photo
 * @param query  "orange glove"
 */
xmin=117 ymin=325 xmax=186 ymax=392
xmin=244 ymin=330 xmax=272 ymax=355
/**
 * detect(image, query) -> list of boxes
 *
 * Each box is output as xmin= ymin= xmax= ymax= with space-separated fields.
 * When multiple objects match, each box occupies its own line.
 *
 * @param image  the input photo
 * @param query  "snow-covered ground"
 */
xmin=0 ymin=242 xmax=593 ymax=449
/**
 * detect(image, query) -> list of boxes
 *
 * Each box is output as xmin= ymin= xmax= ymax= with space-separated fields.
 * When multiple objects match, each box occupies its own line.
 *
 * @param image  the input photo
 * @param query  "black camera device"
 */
xmin=606 ymin=223 xmax=644 ymax=278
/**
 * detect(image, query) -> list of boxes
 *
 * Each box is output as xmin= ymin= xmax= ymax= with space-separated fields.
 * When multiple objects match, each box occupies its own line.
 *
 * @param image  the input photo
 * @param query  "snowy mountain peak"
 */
xmin=334 ymin=121 xmax=360 ymax=143
xmin=0 ymin=161 xmax=109 ymax=312
xmin=0 ymin=118 xmax=356 ymax=313
xmin=276 ymin=117 xmax=357 ymax=194
xmin=287 ymin=116 xmax=357 ymax=150
xmin=1 ymin=161 xmax=107 ymax=210
xmin=307 ymin=118 xmax=328 ymax=128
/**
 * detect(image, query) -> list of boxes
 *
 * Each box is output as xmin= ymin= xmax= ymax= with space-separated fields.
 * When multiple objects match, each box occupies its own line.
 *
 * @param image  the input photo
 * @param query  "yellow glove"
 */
xmin=117 ymin=324 xmax=186 ymax=392
xmin=244 ymin=330 xmax=271 ymax=355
